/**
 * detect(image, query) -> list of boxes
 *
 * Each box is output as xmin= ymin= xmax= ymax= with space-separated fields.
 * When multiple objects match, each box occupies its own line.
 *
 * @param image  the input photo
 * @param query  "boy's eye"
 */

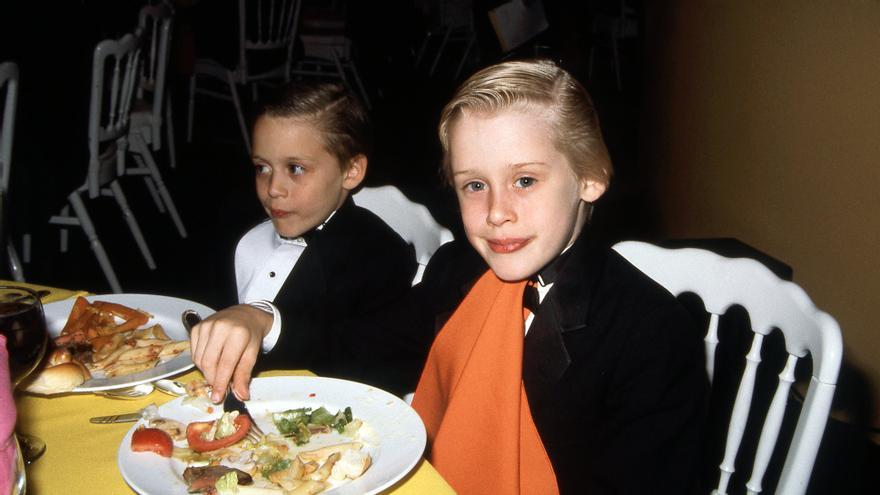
xmin=514 ymin=177 xmax=536 ymax=188
xmin=254 ymin=163 xmax=270 ymax=175
xmin=463 ymin=181 xmax=486 ymax=192
xmin=288 ymin=164 xmax=305 ymax=175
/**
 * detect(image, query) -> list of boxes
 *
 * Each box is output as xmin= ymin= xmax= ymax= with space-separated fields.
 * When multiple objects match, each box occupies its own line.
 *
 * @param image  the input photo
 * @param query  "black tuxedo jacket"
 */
xmin=255 ymin=197 xmax=419 ymax=395
xmin=524 ymin=234 xmax=708 ymax=494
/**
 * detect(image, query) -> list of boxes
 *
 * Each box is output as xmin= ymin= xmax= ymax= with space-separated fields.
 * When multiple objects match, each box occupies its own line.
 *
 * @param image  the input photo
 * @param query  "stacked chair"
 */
xmin=49 ymin=24 xmax=185 ymax=293
xmin=128 ymin=3 xmax=187 ymax=238
xmin=187 ymin=0 xmax=303 ymax=152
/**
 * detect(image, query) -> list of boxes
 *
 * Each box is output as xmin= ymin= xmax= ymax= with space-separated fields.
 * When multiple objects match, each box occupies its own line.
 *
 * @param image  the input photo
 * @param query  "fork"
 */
xmin=223 ymin=388 xmax=265 ymax=443
xmin=181 ymin=309 xmax=265 ymax=443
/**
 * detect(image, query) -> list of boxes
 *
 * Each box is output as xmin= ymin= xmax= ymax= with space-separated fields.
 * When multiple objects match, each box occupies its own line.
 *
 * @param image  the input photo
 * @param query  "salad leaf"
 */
xmin=214 ymin=471 xmax=239 ymax=495
xmin=271 ymin=406 xmax=355 ymax=444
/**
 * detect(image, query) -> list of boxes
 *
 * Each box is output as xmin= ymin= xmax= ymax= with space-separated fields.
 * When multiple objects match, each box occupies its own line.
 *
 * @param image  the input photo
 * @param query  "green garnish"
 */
xmin=261 ymin=458 xmax=291 ymax=479
xmin=271 ymin=406 xmax=354 ymax=445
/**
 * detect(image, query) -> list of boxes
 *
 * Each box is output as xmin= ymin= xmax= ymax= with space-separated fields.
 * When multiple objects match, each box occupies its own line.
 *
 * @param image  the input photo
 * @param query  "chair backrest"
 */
xmin=87 ymin=33 xmax=142 ymax=198
xmin=137 ymin=4 xmax=173 ymax=126
xmin=236 ymin=0 xmax=302 ymax=81
xmin=0 ymin=62 xmax=18 ymax=193
xmin=612 ymin=240 xmax=843 ymax=495
xmin=352 ymin=185 xmax=454 ymax=285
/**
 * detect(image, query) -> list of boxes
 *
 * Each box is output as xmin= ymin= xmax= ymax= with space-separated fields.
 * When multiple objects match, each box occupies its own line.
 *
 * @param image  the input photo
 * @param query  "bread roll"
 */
xmin=23 ymin=362 xmax=90 ymax=395
xmin=47 ymin=347 xmax=73 ymax=366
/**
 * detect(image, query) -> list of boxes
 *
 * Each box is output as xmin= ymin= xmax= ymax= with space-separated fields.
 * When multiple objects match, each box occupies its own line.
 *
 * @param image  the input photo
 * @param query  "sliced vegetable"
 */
xmin=186 ymin=413 xmax=252 ymax=452
xmin=131 ymin=427 xmax=173 ymax=457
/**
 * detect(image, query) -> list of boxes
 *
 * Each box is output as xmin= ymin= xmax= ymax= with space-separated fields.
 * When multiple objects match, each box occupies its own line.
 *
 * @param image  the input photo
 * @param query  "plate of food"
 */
xmin=118 ymin=376 xmax=427 ymax=495
xmin=32 ymin=293 xmax=214 ymax=393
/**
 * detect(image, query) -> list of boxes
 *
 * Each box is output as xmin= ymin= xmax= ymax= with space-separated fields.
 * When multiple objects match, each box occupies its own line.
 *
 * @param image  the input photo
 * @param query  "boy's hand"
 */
xmin=189 ymin=304 xmax=273 ymax=403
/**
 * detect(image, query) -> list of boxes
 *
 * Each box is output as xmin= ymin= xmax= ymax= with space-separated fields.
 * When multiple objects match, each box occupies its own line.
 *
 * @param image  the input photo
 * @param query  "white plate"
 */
xmin=118 ymin=376 xmax=427 ymax=495
xmin=44 ymin=293 xmax=214 ymax=392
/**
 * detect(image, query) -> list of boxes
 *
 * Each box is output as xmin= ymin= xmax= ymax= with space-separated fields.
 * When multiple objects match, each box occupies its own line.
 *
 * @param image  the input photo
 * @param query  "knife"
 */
xmin=90 ymin=403 xmax=157 ymax=424
xmin=89 ymin=412 xmax=144 ymax=424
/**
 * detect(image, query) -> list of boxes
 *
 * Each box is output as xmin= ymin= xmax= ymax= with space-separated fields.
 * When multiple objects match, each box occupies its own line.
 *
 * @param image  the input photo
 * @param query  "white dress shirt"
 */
xmin=234 ymin=213 xmax=334 ymax=352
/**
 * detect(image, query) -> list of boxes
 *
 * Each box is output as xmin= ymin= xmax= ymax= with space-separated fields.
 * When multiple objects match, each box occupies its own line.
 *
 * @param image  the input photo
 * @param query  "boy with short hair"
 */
xmin=412 ymin=59 xmax=707 ymax=494
xmin=190 ymin=82 xmax=420 ymax=401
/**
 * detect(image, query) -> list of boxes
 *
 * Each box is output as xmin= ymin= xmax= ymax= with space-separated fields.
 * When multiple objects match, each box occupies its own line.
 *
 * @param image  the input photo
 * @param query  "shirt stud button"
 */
xmin=269 ymin=271 xmax=276 ymax=278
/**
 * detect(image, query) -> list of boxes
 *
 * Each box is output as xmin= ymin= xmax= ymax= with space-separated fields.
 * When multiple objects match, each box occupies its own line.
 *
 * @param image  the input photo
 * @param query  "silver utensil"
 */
xmin=223 ymin=388 xmax=264 ymax=443
xmin=96 ymin=383 xmax=155 ymax=400
xmin=154 ymin=379 xmax=187 ymax=397
xmin=89 ymin=403 xmax=157 ymax=424
xmin=181 ymin=309 xmax=264 ymax=442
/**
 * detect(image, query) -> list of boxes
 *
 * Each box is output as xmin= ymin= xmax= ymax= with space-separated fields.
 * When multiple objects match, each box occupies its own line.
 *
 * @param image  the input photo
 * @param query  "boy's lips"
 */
xmin=269 ymin=209 xmax=291 ymax=218
xmin=487 ymin=238 xmax=531 ymax=253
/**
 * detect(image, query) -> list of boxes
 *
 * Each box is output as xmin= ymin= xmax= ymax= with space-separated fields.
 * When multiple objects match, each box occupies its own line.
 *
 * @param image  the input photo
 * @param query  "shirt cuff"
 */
xmin=246 ymin=300 xmax=282 ymax=353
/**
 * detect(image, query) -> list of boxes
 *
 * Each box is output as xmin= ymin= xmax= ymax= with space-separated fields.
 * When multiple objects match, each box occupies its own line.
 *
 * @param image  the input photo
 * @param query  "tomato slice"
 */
xmin=131 ymin=427 xmax=173 ymax=457
xmin=186 ymin=414 xmax=252 ymax=453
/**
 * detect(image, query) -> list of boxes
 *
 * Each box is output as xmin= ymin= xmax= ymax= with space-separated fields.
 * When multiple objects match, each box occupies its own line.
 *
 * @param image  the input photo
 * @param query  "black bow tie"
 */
xmin=523 ymin=281 xmax=540 ymax=315
xmin=280 ymin=226 xmax=320 ymax=244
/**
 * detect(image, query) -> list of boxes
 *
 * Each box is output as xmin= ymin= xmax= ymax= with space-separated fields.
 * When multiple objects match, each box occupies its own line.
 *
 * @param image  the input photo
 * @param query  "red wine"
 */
xmin=0 ymin=301 xmax=48 ymax=386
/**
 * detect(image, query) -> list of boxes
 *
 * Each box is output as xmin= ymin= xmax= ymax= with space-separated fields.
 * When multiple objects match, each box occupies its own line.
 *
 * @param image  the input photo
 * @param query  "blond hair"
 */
xmin=438 ymin=59 xmax=612 ymax=185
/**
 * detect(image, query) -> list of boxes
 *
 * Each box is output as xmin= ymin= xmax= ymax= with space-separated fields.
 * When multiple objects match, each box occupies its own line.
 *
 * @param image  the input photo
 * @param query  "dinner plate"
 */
xmin=44 ymin=293 xmax=214 ymax=392
xmin=118 ymin=376 xmax=427 ymax=495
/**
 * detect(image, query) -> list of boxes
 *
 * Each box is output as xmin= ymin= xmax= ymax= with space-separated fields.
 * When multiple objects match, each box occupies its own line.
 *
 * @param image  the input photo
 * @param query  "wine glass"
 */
xmin=2 ymin=432 xmax=26 ymax=495
xmin=0 ymin=286 xmax=49 ymax=463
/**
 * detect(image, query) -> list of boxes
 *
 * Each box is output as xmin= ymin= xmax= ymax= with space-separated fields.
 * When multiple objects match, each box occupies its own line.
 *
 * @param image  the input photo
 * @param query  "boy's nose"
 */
xmin=267 ymin=174 xmax=288 ymax=197
xmin=486 ymin=190 xmax=515 ymax=226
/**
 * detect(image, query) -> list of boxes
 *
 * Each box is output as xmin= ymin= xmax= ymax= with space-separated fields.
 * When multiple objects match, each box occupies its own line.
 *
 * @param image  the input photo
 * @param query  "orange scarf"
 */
xmin=412 ymin=271 xmax=559 ymax=495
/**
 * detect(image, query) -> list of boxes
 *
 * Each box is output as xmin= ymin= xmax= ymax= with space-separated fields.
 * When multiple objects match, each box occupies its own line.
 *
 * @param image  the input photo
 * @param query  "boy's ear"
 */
xmin=579 ymin=178 xmax=607 ymax=203
xmin=342 ymin=154 xmax=367 ymax=191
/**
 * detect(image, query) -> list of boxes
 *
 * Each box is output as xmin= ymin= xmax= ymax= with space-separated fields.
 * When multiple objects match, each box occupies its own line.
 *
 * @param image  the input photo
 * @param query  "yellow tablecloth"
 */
xmin=5 ymin=280 xmax=454 ymax=494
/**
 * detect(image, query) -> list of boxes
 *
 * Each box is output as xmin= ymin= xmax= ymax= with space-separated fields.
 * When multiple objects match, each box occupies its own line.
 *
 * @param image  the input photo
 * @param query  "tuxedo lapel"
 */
xmin=523 ymin=234 xmax=610 ymax=392
xmin=523 ymin=298 xmax=570 ymax=393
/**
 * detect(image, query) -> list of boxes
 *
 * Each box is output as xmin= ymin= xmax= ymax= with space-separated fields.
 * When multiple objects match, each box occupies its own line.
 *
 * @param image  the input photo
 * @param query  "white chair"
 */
xmin=588 ymin=0 xmax=639 ymax=90
xmin=187 ymin=0 xmax=303 ymax=152
xmin=414 ymin=0 xmax=477 ymax=81
xmin=291 ymin=3 xmax=371 ymax=109
xmin=0 ymin=62 xmax=24 ymax=282
xmin=352 ymin=185 xmax=453 ymax=285
xmin=612 ymin=240 xmax=843 ymax=495
xmin=49 ymin=33 xmax=155 ymax=293
xmin=132 ymin=3 xmax=178 ymax=169
xmin=127 ymin=4 xmax=187 ymax=239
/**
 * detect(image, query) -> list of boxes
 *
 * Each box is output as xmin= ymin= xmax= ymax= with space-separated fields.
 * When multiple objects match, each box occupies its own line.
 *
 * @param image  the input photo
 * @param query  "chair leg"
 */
xmin=329 ymin=49 xmax=353 ymax=90
xmin=225 ymin=72 xmax=251 ymax=153
xmin=131 ymin=137 xmax=187 ymax=238
xmin=165 ymin=96 xmax=177 ymax=169
xmin=454 ymin=34 xmax=476 ymax=81
xmin=144 ymin=177 xmax=165 ymax=213
xmin=187 ymin=74 xmax=196 ymax=143
xmin=346 ymin=57 xmax=371 ymax=110
xmin=131 ymin=152 xmax=166 ymax=213
xmin=7 ymin=241 xmax=24 ymax=282
xmin=59 ymin=205 xmax=70 ymax=252
xmin=430 ymin=26 xmax=453 ymax=77
xmin=108 ymin=180 xmax=157 ymax=270
xmin=414 ymin=30 xmax=432 ymax=68
xmin=67 ymin=191 xmax=123 ymax=292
